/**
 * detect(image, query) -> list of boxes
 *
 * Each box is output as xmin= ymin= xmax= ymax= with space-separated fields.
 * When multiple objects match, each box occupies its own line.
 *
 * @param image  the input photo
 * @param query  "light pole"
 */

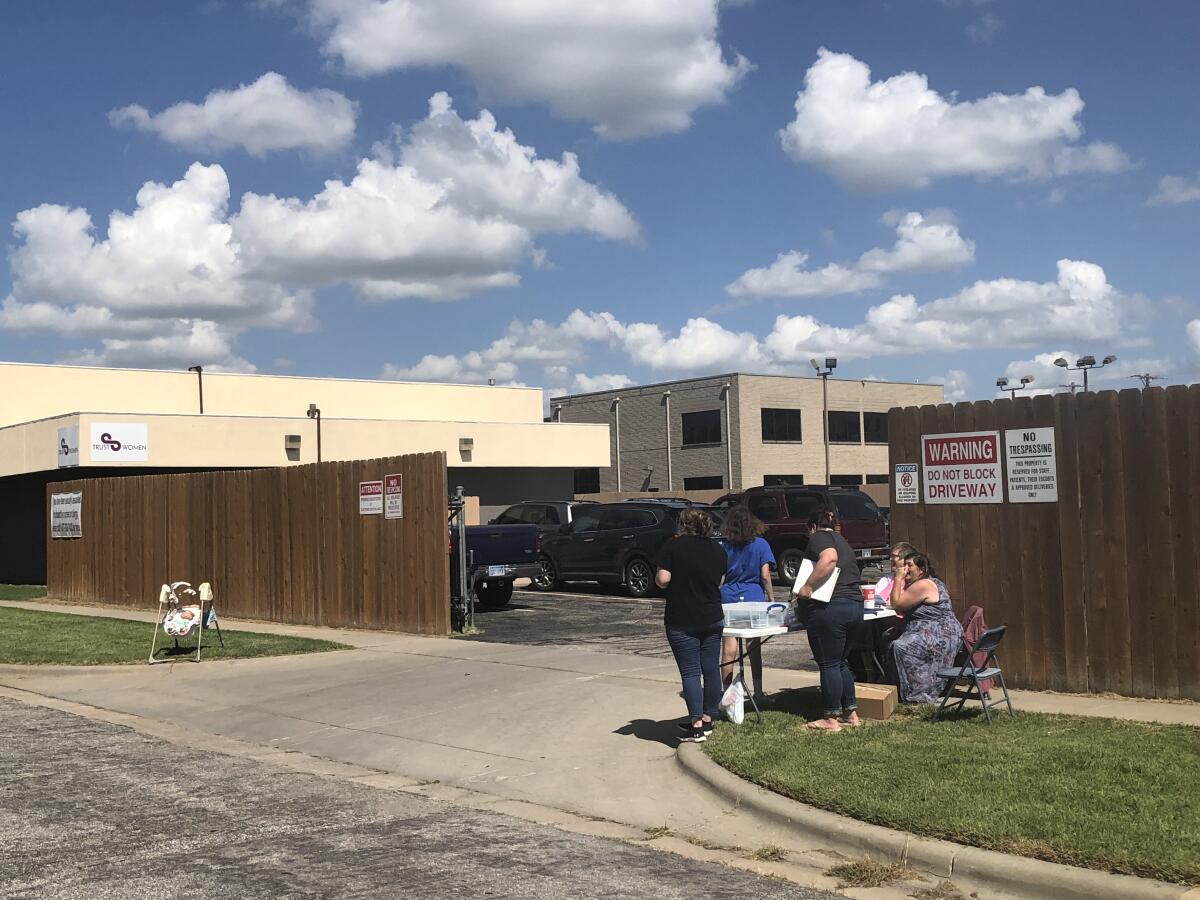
xmin=1129 ymin=373 xmax=1161 ymax=389
xmin=306 ymin=403 xmax=321 ymax=462
xmin=811 ymin=357 xmax=836 ymax=485
xmin=1053 ymin=354 xmax=1116 ymax=392
xmin=187 ymin=365 xmax=204 ymax=414
xmin=995 ymin=374 xmax=1035 ymax=399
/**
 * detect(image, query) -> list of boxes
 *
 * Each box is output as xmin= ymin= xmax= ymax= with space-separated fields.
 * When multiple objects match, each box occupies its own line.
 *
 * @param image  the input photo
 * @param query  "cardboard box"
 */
xmin=854 ymin=683 xmax=897 ymax=720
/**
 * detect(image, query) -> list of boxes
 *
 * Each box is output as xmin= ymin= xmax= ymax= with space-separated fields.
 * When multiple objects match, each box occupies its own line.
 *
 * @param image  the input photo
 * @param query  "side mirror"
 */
xmin=488 ymin=517 xmax=497 ymax=524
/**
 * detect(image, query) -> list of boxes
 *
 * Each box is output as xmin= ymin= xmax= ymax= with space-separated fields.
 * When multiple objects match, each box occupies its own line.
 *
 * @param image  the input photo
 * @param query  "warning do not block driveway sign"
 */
xmin=921 ymin=431 xmax=1003 ymax=504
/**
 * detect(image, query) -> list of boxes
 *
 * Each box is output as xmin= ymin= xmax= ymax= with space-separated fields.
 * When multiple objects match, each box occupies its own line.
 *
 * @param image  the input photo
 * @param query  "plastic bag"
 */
xmin=720 ymin=680 xmax=745 ymax=724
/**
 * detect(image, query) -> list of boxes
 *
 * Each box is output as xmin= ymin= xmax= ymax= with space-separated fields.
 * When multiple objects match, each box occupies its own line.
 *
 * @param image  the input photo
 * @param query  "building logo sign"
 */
xmin=359 ymin=480 xmax=383 ymax=515
xmin=1004 ymin=427 xmax=1058 ymax=503
xmin=894 ymin=463 xmax=918 ymax=504
xmin=57 ymin=426 xmax=80 ymax=468
xmin=89 ymin=423 xmax=149 ymax=463
xmin=921 ymin=431 xmax=1003 ymax=504
xmin=384 ymin=474 xmax=404 ymax=519
xmin=51 ymin=491 xmax=83 ymax=539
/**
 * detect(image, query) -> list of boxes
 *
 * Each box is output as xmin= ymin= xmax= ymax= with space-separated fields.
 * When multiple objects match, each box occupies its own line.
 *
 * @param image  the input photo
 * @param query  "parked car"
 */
xmin=713 ymin=486 xmax=889 ymax=583
xmin=533 ymin=500 xmax=725 ymax=597
xmin=489 ymin=500 xmax=597 ymax=536
xmin=450 ymin=522 xmax=541 ymax=609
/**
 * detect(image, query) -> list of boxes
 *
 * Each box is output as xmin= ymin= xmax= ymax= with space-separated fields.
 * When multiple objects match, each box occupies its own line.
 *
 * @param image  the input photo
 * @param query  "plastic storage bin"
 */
xmin=723 ymin=602 xmax=788 ymax=629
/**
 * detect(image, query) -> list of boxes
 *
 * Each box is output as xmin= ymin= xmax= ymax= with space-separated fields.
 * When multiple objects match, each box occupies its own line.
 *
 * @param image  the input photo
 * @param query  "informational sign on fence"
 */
xmin=50 ymin=491 xmax=83 ymax=539
xmin=57 ymin=426 xmax=79 ymax=468
xmin=894 ymin=463 xmax=919 ymax=504
xmin=384 ymin=473 xmax=404 ymax=519
xmin=359 ymin=480 xmax=383 ymax=515
xmin=1004 ymin=427 xmax=1058 ymax=503
xmin=921 ymin=431 xmax=1003 ymax=504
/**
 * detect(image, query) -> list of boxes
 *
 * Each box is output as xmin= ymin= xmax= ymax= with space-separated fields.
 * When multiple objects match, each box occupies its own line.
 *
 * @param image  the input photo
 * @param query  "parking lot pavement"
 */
xmin=0 ymin=697 xmax=838 ymax=900
xmin=466 ymin=584 xmax=819 ymax=674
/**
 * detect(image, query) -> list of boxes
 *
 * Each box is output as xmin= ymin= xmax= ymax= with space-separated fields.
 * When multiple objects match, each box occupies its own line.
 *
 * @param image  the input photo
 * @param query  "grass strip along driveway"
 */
xmin=705 ymin=706 xmax=1200 ymax=885
xmin=0 ymin=605 xmax=349 ymax=665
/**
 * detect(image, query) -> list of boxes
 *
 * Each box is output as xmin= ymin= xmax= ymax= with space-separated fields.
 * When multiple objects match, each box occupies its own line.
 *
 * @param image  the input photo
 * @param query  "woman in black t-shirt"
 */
xmin=792 ymin=506 xmax=863 ymax=732
xmin=655 ymin=508 xmax=728 ymax=743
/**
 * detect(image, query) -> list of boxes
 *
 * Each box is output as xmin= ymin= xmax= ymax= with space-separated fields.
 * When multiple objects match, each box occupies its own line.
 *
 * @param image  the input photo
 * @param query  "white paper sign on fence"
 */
xmin=894 ymin=463 xmax=918 ymax=504
xmin=921 ymin=431 xmax=1003 ymax=504
xmin=51 ymin=491 xmax=83 ymax=539
xmin=359 ymin=480 xmax=383 ymax=515
xmin=1004 ymin=427 xmax=1058 ymax=503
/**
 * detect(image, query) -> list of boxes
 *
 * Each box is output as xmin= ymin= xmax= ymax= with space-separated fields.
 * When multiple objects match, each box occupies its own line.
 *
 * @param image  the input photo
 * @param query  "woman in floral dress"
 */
xmin=886 ymin=550 xmax=963 ymax=704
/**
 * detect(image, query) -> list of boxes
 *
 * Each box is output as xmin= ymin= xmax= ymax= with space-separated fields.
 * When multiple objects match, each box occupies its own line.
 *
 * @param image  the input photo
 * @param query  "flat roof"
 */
xmin=551 ymin=371 xmax=943 ymax=402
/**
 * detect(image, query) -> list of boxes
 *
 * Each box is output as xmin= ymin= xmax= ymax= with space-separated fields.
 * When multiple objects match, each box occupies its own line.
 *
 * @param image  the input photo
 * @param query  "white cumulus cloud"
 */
xmin=110 ymin=72 xmax=357 ymax=156
xmin=1147 ymin=172 xmax=1200 ymax=206
xmin=726 ymin=209 xmax=974 ymax=299
xmin=1188 ymin=320 xmax=1200 ymax=353
xmin=780 ymin=48 xmax=1132 ymax=190
xmin=303 ymin=0 xmax=750 ymax=138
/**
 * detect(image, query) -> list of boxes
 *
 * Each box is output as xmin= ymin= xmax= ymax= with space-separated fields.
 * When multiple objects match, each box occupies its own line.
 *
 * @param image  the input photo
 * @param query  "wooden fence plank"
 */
xmin=1118 ymin=388 xmax=1153 ymax=696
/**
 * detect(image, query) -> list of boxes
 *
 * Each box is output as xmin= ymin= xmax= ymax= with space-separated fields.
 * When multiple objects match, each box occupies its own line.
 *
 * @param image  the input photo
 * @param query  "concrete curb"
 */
xmin=676 ymin=742 xmax=1190 ymax=900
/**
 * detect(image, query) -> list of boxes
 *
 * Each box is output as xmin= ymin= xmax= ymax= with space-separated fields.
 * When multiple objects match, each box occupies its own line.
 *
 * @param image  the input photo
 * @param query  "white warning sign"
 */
xmin=1004 ymin=428 xmax=1058 ymax=503
xmin=894 ymin=463 xmax=918 ymax=505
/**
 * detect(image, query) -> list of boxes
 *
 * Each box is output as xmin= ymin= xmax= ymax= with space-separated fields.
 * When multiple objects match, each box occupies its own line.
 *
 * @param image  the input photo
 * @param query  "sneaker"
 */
xmin=678 ymin=719 xmax=714 ymax=735
xmin=679 ymin=725 xmax=707 ymax=743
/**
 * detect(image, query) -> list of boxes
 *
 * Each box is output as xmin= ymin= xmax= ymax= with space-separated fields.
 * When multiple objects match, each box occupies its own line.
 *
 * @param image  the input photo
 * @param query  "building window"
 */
xmin=574 ymin=468 xmax=600 ymax=494
xmin=760 ymin=408 xmax=801 ymax=442
xmin=681 ymin=409 xmax=722 ymax=445
xmin=764 ymin=474 xmax=804 ymax=486
xmin=864 ymin=412 xmax=888 ymax=444
xmin=866 ymin=474 xmax=889 ymax=484
xmin=830 ymin=474 xmax=863 ymax=486
xmin=683 ymin=475 xmax=723 ymax=490
xmin=826 ymin=410 xmax=861 ymax=443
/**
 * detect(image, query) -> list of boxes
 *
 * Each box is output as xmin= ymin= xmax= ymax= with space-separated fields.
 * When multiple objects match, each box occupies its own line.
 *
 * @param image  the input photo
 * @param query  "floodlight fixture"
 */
xmin=825 ymin=357 xmax=838 ymax=371
xmin=1053 ymin=357 xmax=1069 ymax=368
xmin=1102 ymin=354 xmax=1118 ymax=365
xmin=1020 ymin=375 xmax=1035 ymax=386
xmin=1076 ymin=355 xmax=1097 ymax=367
xmin=995 ymin=377 xmax=1009 ymax=388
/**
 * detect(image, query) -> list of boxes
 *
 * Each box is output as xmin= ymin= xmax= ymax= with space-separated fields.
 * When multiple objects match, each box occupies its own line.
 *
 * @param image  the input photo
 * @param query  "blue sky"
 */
xmin=2 ymin=0 xmax=1198 ymax=403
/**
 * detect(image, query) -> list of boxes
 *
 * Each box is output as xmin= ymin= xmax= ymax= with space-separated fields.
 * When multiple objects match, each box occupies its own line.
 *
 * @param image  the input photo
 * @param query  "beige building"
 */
xmin=0 ymin=362 xmax=609 ymax=583
xmin=551 ymin=373 xmax=943 ymax=493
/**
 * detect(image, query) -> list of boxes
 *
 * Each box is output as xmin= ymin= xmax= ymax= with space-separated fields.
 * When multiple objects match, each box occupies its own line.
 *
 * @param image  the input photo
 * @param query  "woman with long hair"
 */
xmin=886 ymin=549 xmax=963 ymax=703
xmin=719 ymin=505 xmax=775 ymax=703
xmin=655 ymin=508 xmax=728 ymax=743
xmin=792 ymin=506 xmax=864 ymax=731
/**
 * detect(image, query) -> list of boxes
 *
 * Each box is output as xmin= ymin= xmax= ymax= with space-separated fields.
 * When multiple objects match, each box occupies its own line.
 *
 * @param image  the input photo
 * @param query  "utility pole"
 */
xmin=1129 ymin=373 xmax=1161 ymax=389
xmin=1060 ymin=382 xmax=1082 ymax=394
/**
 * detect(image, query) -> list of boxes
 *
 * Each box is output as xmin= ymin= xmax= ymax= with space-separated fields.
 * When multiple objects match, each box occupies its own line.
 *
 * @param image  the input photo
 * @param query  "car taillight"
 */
xmin=534 ymin=530 xmax=542 ymax=552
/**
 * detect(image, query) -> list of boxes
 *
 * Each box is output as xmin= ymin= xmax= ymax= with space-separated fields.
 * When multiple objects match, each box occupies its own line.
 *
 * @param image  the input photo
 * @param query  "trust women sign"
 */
xmin=921 ymin=431 xmax=1003 ymax=504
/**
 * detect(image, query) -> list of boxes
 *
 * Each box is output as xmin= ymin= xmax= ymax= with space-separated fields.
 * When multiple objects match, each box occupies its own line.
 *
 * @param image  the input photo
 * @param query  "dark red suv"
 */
xmin=714 ymin=486 xmax=889 ymax=582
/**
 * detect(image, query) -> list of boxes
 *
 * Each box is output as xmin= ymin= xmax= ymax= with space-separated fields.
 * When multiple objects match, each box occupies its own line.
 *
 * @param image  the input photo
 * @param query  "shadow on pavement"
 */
xmin=613 ymin=717 xmax=685 ymax=747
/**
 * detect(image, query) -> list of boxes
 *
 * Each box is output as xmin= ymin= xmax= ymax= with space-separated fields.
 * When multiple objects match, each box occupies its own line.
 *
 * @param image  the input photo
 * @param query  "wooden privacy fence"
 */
xmin=47 ymin=451 xmax=450 ymax=635
xmin=888 ymin=386 xmax=1200 ymax=700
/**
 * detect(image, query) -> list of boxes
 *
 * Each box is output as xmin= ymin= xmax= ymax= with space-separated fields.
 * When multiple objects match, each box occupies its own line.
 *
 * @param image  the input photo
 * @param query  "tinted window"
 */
xmin=831 ymin=492 xmax=881 ymax=520
xmin=747 ymin=495 xmax=780 ymax=521
xmin=493 ymin=505 xmax=524 ymax=524
xmin=683 ymin=475 xmax=723 ymax=490
xmin=681 ymin=409 xmax=722 ymax=445
xmin=864 ymin=412 xmax=888 ymax=444
xmin=827 ymin=411 xmax=861 ymax=443
xmin=761 ymin=408 xmax=802 ymax=442
xmin=522 ymin=505 xmax=554 ymax=525
xmin=764 ymin=474 xmax=804 ymax=486
xmin=866 ymin=474 xmax=889 ymax=485
xmin=785 ymin=491 xmax=821 ymax=521
xmin=574 ymin=467 xmax=600 ymax=494
xmin=831 ymin=474 xmax=863 ymax=486
xmin=571 ymin=507 xmax=605 ymax=532
xmin=543 ymin=505 xmax=562 ymax=524
xmin=600 ymin=508 xmax=659 ymax=530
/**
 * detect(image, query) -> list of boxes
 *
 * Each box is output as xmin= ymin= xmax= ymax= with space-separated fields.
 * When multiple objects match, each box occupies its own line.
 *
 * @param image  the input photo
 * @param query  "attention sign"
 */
xmin=384 ymin=473 xmax=404 ymax=519
xmin=921 ymin=431 xmax=1003 ymax=504
xmin=359 ymin=480 xmax=383 ymax=515
xmin=1005 ymin=427 xmax=1058 ymax=503
xmin=894 ymin=463 xmax=918 ymax=504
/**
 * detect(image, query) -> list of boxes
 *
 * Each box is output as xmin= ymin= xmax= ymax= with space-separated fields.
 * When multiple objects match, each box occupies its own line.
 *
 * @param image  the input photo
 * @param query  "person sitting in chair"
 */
xmin=886 ymin=550 xmax=963 ymax=703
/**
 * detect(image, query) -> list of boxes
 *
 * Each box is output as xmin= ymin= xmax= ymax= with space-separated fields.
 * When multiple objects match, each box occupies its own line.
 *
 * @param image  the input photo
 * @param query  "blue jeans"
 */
xmin=805 ymin=598 xmax=860 ymax=717
xmin=665 ymin=622 xmax=724 ymax=721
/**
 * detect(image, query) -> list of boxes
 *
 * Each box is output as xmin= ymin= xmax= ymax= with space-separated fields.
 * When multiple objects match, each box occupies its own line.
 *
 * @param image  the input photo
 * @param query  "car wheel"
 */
xmin=779 ymin=548 xmax=805 ymax=583
xmin=475 ymin=579 xmax=514 ymax=609
xmin=530 ymin=554 xmax=560 ymax=591
xmin=625 ymin=557 xmax=654 ymax=598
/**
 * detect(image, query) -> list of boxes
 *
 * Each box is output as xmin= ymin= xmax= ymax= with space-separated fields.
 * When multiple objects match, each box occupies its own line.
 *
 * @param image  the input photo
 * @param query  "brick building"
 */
xmin=551 ymin=373 xmax=943 ymax=493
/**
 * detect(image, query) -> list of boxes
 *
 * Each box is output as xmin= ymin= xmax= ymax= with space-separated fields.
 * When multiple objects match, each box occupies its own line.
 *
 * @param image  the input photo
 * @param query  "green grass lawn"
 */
xmin=705 ymin=698 xmax=1200 ymax=885
xmin=0 ymin=584 xmax=48 ymax=601
xmin=0 ymin=605 xmax=349 ymax=665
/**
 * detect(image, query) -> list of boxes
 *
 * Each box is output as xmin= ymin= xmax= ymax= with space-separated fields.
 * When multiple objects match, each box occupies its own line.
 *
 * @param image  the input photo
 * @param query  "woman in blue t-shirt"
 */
xmin=719 ymin=505 xmax=776 ymax=703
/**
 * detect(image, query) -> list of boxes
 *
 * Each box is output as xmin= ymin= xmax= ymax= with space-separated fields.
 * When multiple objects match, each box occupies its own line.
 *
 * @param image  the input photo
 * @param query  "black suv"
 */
xmin=490 ymin=500 xmax=596 ymax=536
xmin=533 ymin=500 xmax=724 ymax=597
